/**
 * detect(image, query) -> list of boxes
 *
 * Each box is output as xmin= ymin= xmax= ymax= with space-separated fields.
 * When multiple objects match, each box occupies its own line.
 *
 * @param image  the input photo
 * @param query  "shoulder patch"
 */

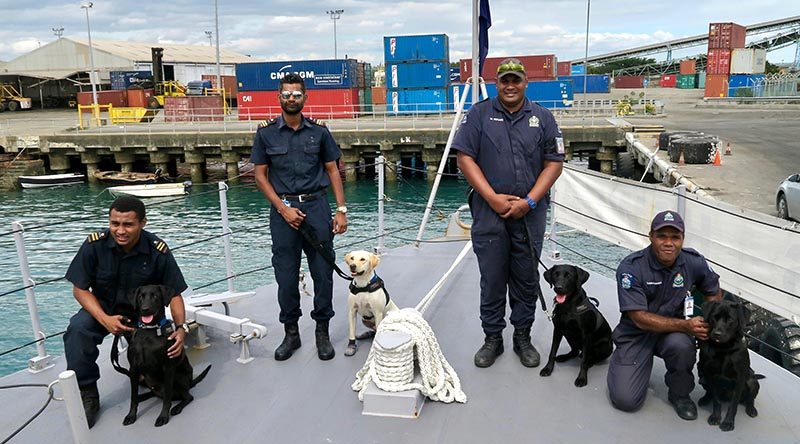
xmin=86 ymin=231 xmax=107 ymax=243
xmin=620 ymin=273 xmax=635 ymax=290
xmin=153 ymin=240 xmax=170 ymax=254
xmin=308 ymin=117 xmax=326 ymax=127
xmin=257 ymin=118 xmax=277 ymax=129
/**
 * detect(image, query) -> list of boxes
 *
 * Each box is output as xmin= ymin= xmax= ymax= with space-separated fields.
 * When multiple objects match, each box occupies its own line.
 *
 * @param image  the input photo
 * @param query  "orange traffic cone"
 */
xmin=724 ymin=142 xmax=732 ymax=155
xmin=713 ymin=149 xmax=722 ymax=166
xmin=678 ymin=150 xmax=686 ymax=166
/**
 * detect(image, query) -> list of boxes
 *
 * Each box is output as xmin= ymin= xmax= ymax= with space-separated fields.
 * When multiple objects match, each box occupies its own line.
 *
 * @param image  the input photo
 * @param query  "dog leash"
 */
xmin=110 ymin=334 xmax=131 ymax=377
xmin=297 ymin=221 xmax=353 ymax=281
xmin=523 ymin=221 xmax=553 ymax=321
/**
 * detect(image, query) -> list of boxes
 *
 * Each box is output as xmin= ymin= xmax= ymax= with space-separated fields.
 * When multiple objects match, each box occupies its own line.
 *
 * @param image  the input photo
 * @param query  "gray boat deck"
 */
xmin=2 ymin=239 xmax=799 ymax=443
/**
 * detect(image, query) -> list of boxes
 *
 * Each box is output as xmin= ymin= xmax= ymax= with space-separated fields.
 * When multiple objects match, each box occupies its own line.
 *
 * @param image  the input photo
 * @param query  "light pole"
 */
xmin=214 ymin=0 xmax=221 ymax=94
xmin=326 ymin=9 xmax=344 ymax=59
xmin=81 ymin=3 xmax=98 ymax=113
xmin=52 ymin=27 xmax=64 ymax=39
xmin=205 ymin=30 xmax=213 ymax=47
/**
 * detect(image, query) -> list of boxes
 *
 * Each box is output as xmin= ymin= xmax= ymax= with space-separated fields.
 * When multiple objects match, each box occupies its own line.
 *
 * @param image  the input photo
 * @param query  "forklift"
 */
xmin=146 ymin=47 xmax=186 ymax=109
xmin=0 ymin=83 xmax=32 ymax=112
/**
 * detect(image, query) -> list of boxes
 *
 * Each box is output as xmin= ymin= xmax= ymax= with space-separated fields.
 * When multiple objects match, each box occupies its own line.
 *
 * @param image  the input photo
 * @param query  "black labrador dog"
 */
xmin=698 ymin=300 xmax=761 ymax=432
xmin=540 ymin=264 xmax=613 ymax=387
xmin=124 ymin=285 xmax=211 ymax=427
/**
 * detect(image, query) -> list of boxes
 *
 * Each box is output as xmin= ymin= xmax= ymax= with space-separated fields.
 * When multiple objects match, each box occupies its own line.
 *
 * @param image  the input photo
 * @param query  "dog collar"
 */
xmin=349 ymin=274 xmax=391 ymax=306
xmin=138 ymin=317 xmax=175 ymax=337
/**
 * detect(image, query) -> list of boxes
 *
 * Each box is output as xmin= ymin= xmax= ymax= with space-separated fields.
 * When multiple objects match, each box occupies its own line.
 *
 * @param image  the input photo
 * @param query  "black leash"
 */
xmin=297 ymin=221 xmax=353 ymax=281
xmin=523 ymin=219 xmax=552 ymax=320
xmin=110 ymin=334 xmax=130 ymax=377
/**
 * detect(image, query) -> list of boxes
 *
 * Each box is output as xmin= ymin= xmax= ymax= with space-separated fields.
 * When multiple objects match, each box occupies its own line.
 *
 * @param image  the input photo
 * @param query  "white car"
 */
xmin=776 ymin=173 xmax=800 ymax=221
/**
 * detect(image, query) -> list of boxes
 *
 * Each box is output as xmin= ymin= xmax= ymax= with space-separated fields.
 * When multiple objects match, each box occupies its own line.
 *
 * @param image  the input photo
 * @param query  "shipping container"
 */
xmin=728 ymin=74 xmax=765 ymax=97
xmin=201 ymin=75 xmax=239 ymax=98
xmin=459 ymin=55 xmax=557 ymax=82
xmin=236 ymin=59 xmax=359 ymax=91
xmin=557 ymin=61 xmax=572 ymax=77
xmin=387 ymin=88 xmax=450 ymax=113
xmin=614 ymin=76 xmax=645 ymax=89
xmin=571 ymin=64 xmax=586 ymax=75
xmin=237 ymin=88 xmax=360 ymax=120
xmin=126 ymin=88 xmax=155 ymax=108
xmin=77 ymin=90 xmax=128 ymax=112
xmin=557 ymin=75 xmax=610 ymax=94
xmin=704 ymin=74 xmax=728 ymax=98
xmin=371 ymin=86 xmax=387 ymax=105
xmin=697 ymin=72 xmax=707 ymax=89
xmin=676 ymin=74 xmax=697 ymax=89
xmin=110 ymin=71 xmax=152 ymax=90
xmin=730 ymin=48 xmax=767 ymax=74
xmin=387 ymin=61 xmax=449 ymax=89
xmin=384 ymin=34 xmax=449 ymax=63
xmin=165 ymin=96 xmax=224 ymax=122
xmin=679 ymin=59 xmax=697 ymax=75
xmin=449 ymin=67 xmax=460 ymax=83
xmin=706 ymin=49 xmax=731 ymax=75
xmin=660 ymin=75 xmax=677 ymax=88
xmin=708 ymin=22 xmax=746 ymax=50
xmin=452 ymin=80 xmax=574 ymax=110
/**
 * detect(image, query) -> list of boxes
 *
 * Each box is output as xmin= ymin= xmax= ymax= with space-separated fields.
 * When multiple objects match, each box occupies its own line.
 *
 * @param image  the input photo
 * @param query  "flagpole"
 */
xmin=472 ymin=0 xmax=480 ymax=104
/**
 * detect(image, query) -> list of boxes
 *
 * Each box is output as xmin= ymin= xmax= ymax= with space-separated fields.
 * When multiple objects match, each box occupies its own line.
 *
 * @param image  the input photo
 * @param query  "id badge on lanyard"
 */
xmin=684 ymin=291 xmax=694 ymax=320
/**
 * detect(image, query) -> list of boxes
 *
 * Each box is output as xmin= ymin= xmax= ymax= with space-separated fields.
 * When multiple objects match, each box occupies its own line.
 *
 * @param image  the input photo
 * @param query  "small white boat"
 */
xmin=18 ymin=173 xmax=86 ymax=188
xmin=107 ymin=181 xmax=192 ymax=198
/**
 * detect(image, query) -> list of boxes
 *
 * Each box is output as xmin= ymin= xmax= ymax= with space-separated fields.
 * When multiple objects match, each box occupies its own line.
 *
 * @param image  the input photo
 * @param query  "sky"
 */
xmin=0 ymin=0 xmax=797 ymax=66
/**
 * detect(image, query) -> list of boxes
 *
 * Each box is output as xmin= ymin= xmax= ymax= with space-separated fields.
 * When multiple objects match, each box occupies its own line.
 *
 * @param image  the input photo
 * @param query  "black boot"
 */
xmin=474 ymin=334 xmax=504 ymax=368
xmin=80 ymin=384 xmax=100 ymax=429
xmin=274 ymin=322 xmax=301 ymax=361
xmin=315 ymin=320 xmax=335 ymax=360
xmin=513 ymin=327 xmax=540 ymax=368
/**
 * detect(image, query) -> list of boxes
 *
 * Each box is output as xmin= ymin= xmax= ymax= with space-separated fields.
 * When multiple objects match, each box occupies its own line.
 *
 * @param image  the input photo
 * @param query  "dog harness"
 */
xmin=138 ymin=317 xmax=176 ymax=337
xmin=349 ymin=274 xmax=391 ymax=307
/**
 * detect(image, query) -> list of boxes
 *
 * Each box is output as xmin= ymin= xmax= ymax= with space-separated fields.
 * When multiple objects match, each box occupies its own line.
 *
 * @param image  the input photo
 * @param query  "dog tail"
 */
xmin=191 ymin=365 xmax=212 ymax=388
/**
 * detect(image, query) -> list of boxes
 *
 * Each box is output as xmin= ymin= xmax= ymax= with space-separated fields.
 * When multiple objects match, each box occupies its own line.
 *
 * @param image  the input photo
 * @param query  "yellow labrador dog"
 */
xmin=344 ymin=250 xmax=399 ymax=357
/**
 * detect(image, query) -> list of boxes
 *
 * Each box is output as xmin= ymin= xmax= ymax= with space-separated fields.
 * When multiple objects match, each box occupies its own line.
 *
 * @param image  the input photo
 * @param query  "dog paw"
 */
xmin=574 ymin=376 xmax=588 ymax=387
xmin=555 ymin=353 xmax=576 ymax=363
xmin=746 ymin=405 xmax=758 ymax=417
xmin=155 ymin=415 xmax=170 ymax=427
xmin=539 ymin=366 xmax=553 ymax=377
xmin=344 ymin=344 xmax=358 ymax=357
xmin=356 ymin=330 xmax=375 ymax=340
xmin=720 ymin=421 xmax=734 ymax=432
xmin=122 ymin=414 xmax=137 ymax=426
xmin=707 ymin=414 xmax=721 ymax=426
xmin=171 ymin=405 xmax=184 ymax=416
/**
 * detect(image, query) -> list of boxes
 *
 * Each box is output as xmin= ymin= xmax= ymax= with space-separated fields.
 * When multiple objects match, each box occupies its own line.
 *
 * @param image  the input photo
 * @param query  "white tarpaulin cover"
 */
xmin=553 ymin=165 xmax=800 ymax=322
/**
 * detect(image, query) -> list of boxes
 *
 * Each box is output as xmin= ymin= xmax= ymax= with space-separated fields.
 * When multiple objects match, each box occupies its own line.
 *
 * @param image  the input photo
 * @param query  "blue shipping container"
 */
xmin=557 ymin=75 xmax=610 ymax=94
xmin=449 ymin=67 xmax=461 ymax=83
xmin=387 ymin=62 xmax=449 ymax=89
xmin=571 ymin=65 xmax=586 ymax=75
xmin=110 ymin=71 xmax=152 ymax=90
xmin=452 ymin=80 xmax=574 ymax=110
xmin=236 ymin=59 xmax=358 ymax=91
xmin=387 ymin=88 xmax=451 ymax=113
xmin=728 ymin=74 xmax=765 ymax=97
xmin=384 ymin=34 xmax=449 ymax=63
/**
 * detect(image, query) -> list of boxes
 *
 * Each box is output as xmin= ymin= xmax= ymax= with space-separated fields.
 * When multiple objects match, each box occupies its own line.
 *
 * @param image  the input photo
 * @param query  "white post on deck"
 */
xmin=377 ymin=155 xmax=386 ymax=254
xmin=675 ymin=184 xmax=687 ymax=219
xmin=11 ymin=221 xmax=53 ymax=373
xmin=59 ymin=370 xmax=90 ymax=443
xmin=548 ymin=188 xmax=561 ymax=261
xmin=218 ymin=182 xmax=235 ymax=293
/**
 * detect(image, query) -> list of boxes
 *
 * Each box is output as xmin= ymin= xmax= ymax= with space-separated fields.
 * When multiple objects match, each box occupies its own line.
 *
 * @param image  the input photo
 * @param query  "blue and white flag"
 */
xmin=479 ymin=0 xmax=492 ymax=77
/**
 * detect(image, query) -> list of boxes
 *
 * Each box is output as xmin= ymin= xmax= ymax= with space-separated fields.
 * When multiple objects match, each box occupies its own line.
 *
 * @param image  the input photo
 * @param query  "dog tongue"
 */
xmin=555 ymin=294 xmax=567 ymax=304
xmin=140 ymin=314 xmax=154 ymax=324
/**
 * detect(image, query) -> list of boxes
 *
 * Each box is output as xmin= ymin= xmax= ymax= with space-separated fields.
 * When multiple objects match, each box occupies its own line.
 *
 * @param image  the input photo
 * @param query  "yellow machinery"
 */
xmin=77 ymin=104 xmax=157 ymax=129
xmin=147 ymin=80 xmax=186 ymax=109
xmin=0 ymin=83 xmax=32 ymax=112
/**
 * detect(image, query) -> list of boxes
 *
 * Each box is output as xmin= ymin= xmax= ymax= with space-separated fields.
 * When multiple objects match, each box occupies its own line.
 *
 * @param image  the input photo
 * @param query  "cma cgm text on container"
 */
xmin=236 ymin=59 xmax=361 ymax=91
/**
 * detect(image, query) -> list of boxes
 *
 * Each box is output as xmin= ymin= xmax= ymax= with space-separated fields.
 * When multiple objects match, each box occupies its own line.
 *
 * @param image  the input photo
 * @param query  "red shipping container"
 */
xmin=704 ymin=74 xmax=728 ymax=98
xmin=660 ymin=75 xmax=676 ymax=88
xmin=237 ymin=88 xmax=360 ymax=120
xmin=557 ymin=61 xmax=572 ymax=77
xmin=165 ymin=96 xmax=224 ymax=122
xmin=372 ymin=86 xmax=387 ymax=105
xmin=77 ymin=90 xmax=128 ymax=113
xmin=707 ymin=49 xmax=731 ymax=75
xmin=614 ymin=76 xmax=645 ymax=88
xmin=708 ymin=23 xmax=746 ymax=50
xmin=126 ymin=89 xmax=155 ymax=108
xmin=459 ymin=55 xmax=556 ymax=83
xmin=201 ymin=75 xmax=238 ymax=98
xmin=679 ymin=59 xmax=696 ymax=75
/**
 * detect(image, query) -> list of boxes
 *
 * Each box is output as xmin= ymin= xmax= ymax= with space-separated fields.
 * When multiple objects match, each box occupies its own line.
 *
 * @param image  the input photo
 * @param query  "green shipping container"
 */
xmin=697 ymin=72 xmax=707 ymax=89
xmin=676 ymin=74 xmax=697 ymax=89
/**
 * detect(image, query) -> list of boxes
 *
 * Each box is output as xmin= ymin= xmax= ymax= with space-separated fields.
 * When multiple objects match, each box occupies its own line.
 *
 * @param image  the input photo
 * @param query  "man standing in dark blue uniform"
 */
xmin=607 ymin=210 xmax=721 ymax=420
xmin=64 ymin=196 xmax=188 ymax=428
xmin=452 ymin=58 xmax=565 ymax=368
xmin=251 ymin=73 xmax=348 ymax=362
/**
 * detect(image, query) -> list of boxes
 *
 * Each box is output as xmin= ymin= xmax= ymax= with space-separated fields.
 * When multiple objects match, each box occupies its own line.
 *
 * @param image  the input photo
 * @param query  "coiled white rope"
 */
xmin=352 ymin=308 xmax=467 ymax=404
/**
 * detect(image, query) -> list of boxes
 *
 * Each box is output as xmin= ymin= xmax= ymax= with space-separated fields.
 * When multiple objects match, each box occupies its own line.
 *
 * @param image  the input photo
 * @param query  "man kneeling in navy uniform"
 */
xmin=607 ymin=210 xmax=721 ymax=420
xmin=64 ymin=196 xmax=188 ymax=428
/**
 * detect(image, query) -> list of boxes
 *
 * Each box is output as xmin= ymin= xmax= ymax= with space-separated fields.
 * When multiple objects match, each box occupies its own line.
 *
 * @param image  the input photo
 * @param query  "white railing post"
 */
xmin=59 ymin=370 xmax=90 ymax=443
xmin=548 ymin=188 xmax=561 ymax=261
xmin=11 ymin=222 xmax=54 ymax=373
xmin=218 ymin=182 xmax=236 ymax=293
xmin=376 ymin=155 xmax=386 ymax=254
xmin=676 ymin=184 xmax=687 ymax=220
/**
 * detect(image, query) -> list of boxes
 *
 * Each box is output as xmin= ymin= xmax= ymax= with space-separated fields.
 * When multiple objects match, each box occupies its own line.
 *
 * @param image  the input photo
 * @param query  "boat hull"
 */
xmin=107 ymin=182 xmax=190 ymax=198
xmin=18 ymin=173 xmax=86 ymax=188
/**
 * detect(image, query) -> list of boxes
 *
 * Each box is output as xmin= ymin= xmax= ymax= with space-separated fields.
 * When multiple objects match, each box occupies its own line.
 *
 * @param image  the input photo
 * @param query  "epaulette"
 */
xmin=257 ymin=118 xmax=277 ymax=129
xmin=153 ymin=239 xmax=170 ymax=254
xmin=307 ymin=117 xmax=326 ymax=127
xmin=86 ymin=231 xmax=107 ymax=243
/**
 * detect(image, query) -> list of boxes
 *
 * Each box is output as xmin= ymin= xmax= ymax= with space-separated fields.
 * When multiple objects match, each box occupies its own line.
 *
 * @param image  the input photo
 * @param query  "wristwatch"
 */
xmin=181 ymin=322 xmax=190 ymax=334
xmin=336 ymin=205 xmax=348 ymax=214
xmin=525 ymin=196 xmax=537 ymax=210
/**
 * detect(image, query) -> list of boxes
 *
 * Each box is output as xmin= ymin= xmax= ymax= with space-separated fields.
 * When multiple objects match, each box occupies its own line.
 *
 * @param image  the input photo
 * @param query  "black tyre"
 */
xmin=759 ymin=318 xmax=800 ymax=376
xmin=777 ymin=194 xmax=789 ymax=220
xmin=0 ymin=101 xmax=5 ymax=112
xmin=670 ymin=137 xmax=718 ymax=164
xmin=658 ymin=130 xmax=702 ymax=151
xmin=147 ymin=96 xmax=161 ymax=109
xmin=615 ymin=152 xmax=636 ymax=179
xmin=6 ymin=100 xmax=19 ymax=112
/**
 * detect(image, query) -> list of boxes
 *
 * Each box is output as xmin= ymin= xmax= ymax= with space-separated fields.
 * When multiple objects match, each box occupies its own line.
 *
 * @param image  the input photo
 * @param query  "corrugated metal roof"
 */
xmin=69 ymin=38 xmax=252 ymax=64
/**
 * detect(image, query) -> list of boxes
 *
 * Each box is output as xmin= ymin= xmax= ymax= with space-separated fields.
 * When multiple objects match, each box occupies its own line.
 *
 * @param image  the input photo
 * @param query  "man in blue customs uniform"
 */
xmin=451 ymin=58 xmax=565 ymax=368
xmin=251 ymin=73 xmax=348 ymax=362
xmin=607 ymin=210 xmax=721 ymax=420
xmin=64 ymin=196 xmax=188 ymax=428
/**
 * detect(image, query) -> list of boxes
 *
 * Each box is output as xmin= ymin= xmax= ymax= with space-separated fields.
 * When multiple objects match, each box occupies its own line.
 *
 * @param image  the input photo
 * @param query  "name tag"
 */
xmin=684 ymin=292 xmax=694 ymax=319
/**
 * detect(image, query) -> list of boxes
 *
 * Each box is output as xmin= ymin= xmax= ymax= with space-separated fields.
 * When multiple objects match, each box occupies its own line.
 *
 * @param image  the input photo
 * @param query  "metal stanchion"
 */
xmin=218 ymin=182 xmax=235 ymax=293
xmin=58 ymin=370 xmax=90 ymax=443
xmin=376 ymin=156 xmax=385 ymax=254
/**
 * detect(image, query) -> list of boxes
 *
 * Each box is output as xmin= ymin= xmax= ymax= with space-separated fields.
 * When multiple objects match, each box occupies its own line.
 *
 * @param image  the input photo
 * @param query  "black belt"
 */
xmin=281 ymin=189 xmax=326 ymax=202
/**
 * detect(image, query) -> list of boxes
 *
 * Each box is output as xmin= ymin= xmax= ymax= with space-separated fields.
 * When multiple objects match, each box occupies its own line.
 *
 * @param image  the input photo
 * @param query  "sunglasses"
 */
xmin=279 ymin=91 xmax=304 ymax=100
xmin=496 ymin=62 xmax=525 ymax=75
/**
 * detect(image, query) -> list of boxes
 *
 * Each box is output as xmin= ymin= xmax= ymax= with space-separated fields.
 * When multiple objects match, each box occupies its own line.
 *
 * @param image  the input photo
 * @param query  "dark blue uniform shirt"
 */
xmin=250 ymin=115 xmax=341 ymax=195
xmin=65 ymin=229 xmax=188 ymax=315
xmin=451 ymin=97 xmax=564 ymax=196
xmin=615 ymin=246 xmax=720 ymax=336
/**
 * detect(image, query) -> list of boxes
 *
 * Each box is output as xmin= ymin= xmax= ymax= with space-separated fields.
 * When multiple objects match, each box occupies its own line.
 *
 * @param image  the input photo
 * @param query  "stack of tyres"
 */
xmin=658 ymin=130 xmax=704 ymax=151
xmin=668 ymin=135 xmax=720 ymax=164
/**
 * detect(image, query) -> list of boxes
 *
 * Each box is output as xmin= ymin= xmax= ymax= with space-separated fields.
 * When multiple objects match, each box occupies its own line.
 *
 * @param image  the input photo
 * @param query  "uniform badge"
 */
xmin=460 ymin=114 xmax=467 ymax=125
xmin=663 ymin=212 xmax=675 ymax=222
xmin=673 ymin=272 xmax=684 ymax=288
xmin=707 ymin=262 xmax=714 ymax=273
xmin=528 ymin=116 xmax=539 ymax=127
xmin=556 ymin=137 xmax=565 ymax=154
xmin=620 ymin=273 xmax=634 ymax=290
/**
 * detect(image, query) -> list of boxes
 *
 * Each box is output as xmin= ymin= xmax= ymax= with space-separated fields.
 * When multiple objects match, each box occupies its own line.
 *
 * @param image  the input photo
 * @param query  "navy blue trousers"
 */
xmin=269 ymin=198 xmax=335 ymax=324
xmin=63 ymin=309 xmax=112 ymax=388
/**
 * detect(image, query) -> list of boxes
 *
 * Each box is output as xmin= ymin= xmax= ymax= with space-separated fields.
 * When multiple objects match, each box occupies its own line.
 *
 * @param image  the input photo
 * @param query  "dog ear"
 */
xmin=158 ymin=285 xmax=175 ymax=306
xmin=543 ymin=267 xmax=553 ymax=285
xmin=703 ymin=300 xmax=719 ymax=319
xmin=130 ymin=287 xmax=141 ymax=311
xmin=737 ymin=303 xmax=752 ymax=327
xmin=370 ymin=253 xmax=380 ymax=270
xmin=575 ymin=266 xmax=590 ymax=285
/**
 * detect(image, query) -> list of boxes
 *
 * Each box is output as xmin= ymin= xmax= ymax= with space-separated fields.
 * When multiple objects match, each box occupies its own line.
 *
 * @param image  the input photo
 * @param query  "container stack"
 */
xmin=235 ymin=59 xmax=360 ymax=120
xmin=705 ymin=22 xmax=747 ymax=98
xmin=357 ymin=62 xmax=374 ymax=112
xmin=677 ymin=59 xmax=697 ymax=89
xmin=728 ymin=48 xmax=766 ymax=97
xmin=201 ymin=75 xmax=239 ymax=100
xmin=384 ymin=34 xmax=451 ymax=113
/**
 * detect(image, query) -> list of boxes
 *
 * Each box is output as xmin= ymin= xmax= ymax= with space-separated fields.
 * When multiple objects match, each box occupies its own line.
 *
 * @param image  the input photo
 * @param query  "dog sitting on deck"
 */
xmin=343 ymin=250 xmax=399 ymax=356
